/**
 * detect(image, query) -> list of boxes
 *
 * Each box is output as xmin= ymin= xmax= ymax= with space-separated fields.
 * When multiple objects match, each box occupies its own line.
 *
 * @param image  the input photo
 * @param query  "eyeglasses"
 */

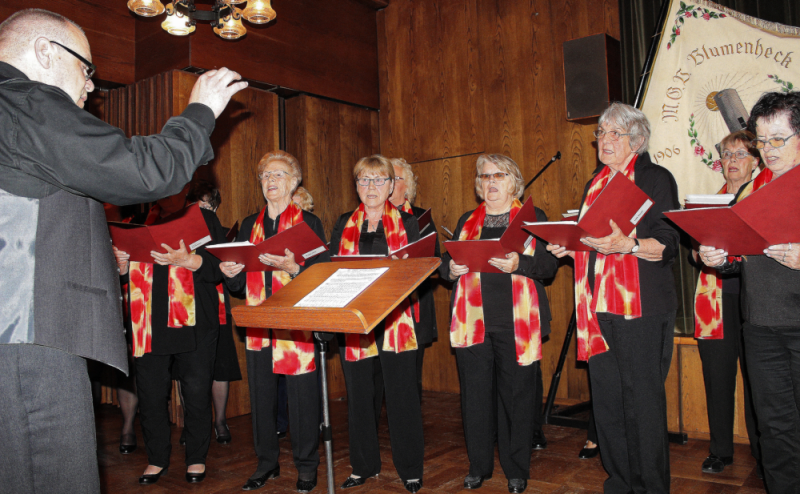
xmin=721 ymin=150 xmax=752 ymax=160
xmin=356 ymin=177 xmax=392 ymax=187
xmin=479 ymin=172 xmax=509 ymax=182
xmin=593 ymin=129 xmax=631 ymax=141
xmin=259 ymin=170 xmax=290 ymax=180
xmin=751 ymin=131 xmax=799 ymax=149
xmin=49 ymin=40 xmax=95 ymax=80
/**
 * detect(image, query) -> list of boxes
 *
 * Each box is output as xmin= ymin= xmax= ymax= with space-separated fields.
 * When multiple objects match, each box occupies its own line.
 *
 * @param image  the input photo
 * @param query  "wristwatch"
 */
xmin=630 ymin=238 xmax=640 ymax=254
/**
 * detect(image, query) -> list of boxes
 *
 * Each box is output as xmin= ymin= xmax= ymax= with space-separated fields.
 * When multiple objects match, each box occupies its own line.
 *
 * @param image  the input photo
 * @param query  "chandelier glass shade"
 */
xmin=242 ymin=0 xmax=276 ymax=24
xmin=128 ymin=0 xmax=275 ymax=39
xmin=127 ymin=0 xmax=166 ymax=17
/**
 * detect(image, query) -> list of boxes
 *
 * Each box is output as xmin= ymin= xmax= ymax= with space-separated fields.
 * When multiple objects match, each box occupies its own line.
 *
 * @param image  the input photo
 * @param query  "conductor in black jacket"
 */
xmin=0 ymin=9 xmax=246 ymax=493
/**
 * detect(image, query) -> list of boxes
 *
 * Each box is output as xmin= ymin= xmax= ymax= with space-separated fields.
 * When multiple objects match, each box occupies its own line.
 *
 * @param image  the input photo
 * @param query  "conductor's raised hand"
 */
xmin=188 ymin=68 xmax=248 ymax=118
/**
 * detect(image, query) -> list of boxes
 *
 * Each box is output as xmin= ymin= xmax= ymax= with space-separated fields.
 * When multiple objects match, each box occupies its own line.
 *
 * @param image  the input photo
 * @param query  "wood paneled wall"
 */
xmin=285 ymin=94 xmax=381 ymax=397
xmin=1 ymin=1 xmax=136 ymax=84
xmin=92 ymin=70 xmax=279 ymax=419
xmin=379 ymin=0 xmax=620 ymax=399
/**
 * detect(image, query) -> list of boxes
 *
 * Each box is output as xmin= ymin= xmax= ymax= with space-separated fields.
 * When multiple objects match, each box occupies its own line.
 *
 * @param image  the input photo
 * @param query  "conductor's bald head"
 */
xmin=0 ymin=9 xmax=94 ymax=108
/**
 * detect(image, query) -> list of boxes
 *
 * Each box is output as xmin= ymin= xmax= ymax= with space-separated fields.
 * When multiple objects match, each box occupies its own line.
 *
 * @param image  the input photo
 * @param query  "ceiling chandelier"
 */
xmin=127 ymin=0 xmax=276 ymax=40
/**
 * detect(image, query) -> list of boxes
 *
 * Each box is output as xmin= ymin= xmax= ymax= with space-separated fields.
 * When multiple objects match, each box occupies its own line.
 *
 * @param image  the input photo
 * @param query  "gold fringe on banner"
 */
xmin=699 ymin=0 xmax=800 ymax=36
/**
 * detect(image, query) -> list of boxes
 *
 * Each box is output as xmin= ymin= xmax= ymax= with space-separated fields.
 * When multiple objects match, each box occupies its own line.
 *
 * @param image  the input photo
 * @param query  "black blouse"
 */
xmin=583 ymin=152 xmax=681 ymax=318
xmin=439 ymin=206 xmax=558 ymax=336
xmin=224 ymin=208 xmax=330 ymax=296
xmin=410 ymin=205 xmax=439 ymax=345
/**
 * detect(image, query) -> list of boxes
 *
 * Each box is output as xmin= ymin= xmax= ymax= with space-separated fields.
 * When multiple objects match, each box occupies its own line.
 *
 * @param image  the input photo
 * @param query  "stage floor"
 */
xmin=96 ymin=392 xmax=766 ymax=493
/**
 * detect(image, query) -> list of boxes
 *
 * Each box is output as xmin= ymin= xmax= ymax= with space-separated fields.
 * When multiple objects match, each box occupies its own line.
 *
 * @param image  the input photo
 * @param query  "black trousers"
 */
xmin=743 ymin=322 xmax=800 ymax=494
xmin=0 ymin=344 xmax=99 ymax=494
xmin=456 ymin=330 xmax=540 ymax=480
xmin=135 ymin=328 xmax=218 ymax=468
xmin=246 ymin=344 xmax=320 ymax=477
xmin=697 ymin=293 xmax=759 ymax=460
xmin=588 ymin=312 xmax=674 ymax=494
xmin=339 ymin=328 xmax=424 ymax=481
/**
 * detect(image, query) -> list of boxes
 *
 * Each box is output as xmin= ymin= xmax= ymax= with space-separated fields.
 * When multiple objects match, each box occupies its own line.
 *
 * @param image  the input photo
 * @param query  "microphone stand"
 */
xmin=524 ymin=151 xmax=561 ymax=191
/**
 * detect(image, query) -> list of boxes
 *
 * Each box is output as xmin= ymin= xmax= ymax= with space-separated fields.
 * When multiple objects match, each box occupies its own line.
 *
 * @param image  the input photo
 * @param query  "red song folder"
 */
xmin=522 ymin=173 xmax=654 ymax=251
xmin=205 ymin=222 xmax=328 ymax=272
xmin=332 ymin=231 xmax=438 ymax=262
xmin=443 ymin=197 xmax=538 ymax=274
xmin=108 ymin=203 xmax=212 ymax=263
xmin=664 ymin=166 xmax=800 ymax=255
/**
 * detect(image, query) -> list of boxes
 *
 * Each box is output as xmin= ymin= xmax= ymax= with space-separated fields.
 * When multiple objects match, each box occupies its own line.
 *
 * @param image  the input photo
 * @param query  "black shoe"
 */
xmin=341 ymin=476 xmax=367 ymax=489
xmin=404 ymin=479 xmax=422 ymax=493
xmin=277 ymin=430 xmax=288 ymax=440
xmin=242 ymin=465 xmax=280 ymax=491
xmin=508 ymin=478 xmax=527 ymax=493
xmin=464 ymin=474 xmax=491 ymax=489
xmin=179 ymin=428 xmax=187 ymax=446
xmin=139 ymin=467 xmax=168 ymax=485
xmin=186 ymin=470 xmax=206 ymax=483
xmin=701 ymin=455 xmax=733 ymax=474
xmin=578 ymin=445 xmax=599 ymax=459
xmin=215 ymin=424 xmax=232 ymax=444
xmin=119 ymin=434 xmax=137 ymax=454
xmin=297 ymin=472 xmax=317 ymax=493
xmin=531 ymin=430 xmax=547 ymax=450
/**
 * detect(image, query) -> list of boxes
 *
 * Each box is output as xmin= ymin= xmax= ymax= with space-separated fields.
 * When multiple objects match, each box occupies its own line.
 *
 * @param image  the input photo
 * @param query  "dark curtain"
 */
xmin=619 ymin=0 xmax=800 ymax=105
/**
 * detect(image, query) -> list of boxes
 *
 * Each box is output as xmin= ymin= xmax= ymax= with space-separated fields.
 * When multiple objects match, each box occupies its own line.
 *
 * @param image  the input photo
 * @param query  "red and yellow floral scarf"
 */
xmin=245 ymin=203 xmax=316 ymax=375
xmin=574 ymin=156 xmax=641 ymax=361
xmin=693 ymin=168 xmax=774 ymax=339
xmin=449 ymin=199 xmax=542 ymax=365
xmin=339 ymin=201 xmax=417 ymax=361
xmin=129 ymin=204 xmax=196 ymax=357
xmin=399 ymin=199 xmax=421 ymax=323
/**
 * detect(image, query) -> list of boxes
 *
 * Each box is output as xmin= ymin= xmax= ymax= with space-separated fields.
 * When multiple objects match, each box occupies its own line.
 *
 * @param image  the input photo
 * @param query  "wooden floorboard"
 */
xmin=96 ymin=392 xmax=766 ymax=493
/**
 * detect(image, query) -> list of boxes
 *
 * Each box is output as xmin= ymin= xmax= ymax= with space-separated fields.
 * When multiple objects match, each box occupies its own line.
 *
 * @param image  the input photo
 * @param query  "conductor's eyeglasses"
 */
xmin=751 ymin=131 xmax=799 ymax=149
xmin=49 ymin=40 xmax=95 ymax=80
xmin=356 ymin=177 xmax=391 ymax=187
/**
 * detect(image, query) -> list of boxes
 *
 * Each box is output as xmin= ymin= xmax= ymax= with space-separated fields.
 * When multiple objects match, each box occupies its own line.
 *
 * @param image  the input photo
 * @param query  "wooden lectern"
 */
xmin=232 ymin=258 xmax=441 ymax=494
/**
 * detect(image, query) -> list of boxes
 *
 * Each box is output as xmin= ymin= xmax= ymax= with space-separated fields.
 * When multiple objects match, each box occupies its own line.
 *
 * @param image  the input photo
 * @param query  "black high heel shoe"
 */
xmin=215 ymin=423 xmax=232 ymax=444
xmin=139 ymin=467 xmax=168 ymax=485
xmin=119 ymin=433 xmax=137 ymax=454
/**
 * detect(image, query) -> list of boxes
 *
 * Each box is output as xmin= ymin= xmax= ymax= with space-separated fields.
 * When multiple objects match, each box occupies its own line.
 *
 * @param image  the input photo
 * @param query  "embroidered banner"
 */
xmin=639 ymin=0 xmax=800 ymax=201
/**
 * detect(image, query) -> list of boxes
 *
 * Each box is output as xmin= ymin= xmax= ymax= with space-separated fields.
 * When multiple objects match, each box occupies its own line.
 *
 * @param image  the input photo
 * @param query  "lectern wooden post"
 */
xmin=232 ymin=258 xmax=441 ymax=494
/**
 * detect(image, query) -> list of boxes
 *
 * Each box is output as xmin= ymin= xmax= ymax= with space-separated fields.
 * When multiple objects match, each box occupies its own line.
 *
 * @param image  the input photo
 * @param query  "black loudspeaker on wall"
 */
xmin=563 ymin=34 xmax=622 ymax=121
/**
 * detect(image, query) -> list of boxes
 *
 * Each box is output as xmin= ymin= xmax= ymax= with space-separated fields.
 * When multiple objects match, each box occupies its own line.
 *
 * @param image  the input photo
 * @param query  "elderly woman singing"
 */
xmin=220 ymin=151 xmax=330 ymax=494
xmin=548 ymin=102 xmax=680 ymax=494
xmin=700 ymin=92 xmax=800 ymax=493
xmin=329 ymin=154 xmax=424 ymax=493
xmin=440 ymin=154 xmax=558 ymax=494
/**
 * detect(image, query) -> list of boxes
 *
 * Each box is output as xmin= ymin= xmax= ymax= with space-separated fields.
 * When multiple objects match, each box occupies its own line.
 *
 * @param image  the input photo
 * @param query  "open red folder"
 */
xmin=522 ymin=173 xmax=654 ymax=251
xmin=417 ymin=209 xmax=433 ymax=233
xmin=664 ymin=166 xmax=800 ymax=255
xmin=332 ymin=231 xmax=437 ymax=262
xmin=108 ymin=203 xmax=212 ymax=263
xmin=443 ymin=197 xmax=537 ymax=274
xmin=205 ymin=222 xmax=328 ymax=272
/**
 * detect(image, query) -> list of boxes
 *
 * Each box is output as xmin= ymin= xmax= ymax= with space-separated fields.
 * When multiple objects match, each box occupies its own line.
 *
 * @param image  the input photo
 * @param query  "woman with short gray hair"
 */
xmin=547 ymin=102 xmax=680 ymax=493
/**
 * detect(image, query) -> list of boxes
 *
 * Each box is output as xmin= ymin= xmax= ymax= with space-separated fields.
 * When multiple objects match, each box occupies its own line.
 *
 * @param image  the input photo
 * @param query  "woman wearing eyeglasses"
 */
xmin=692 ymin=130 xmax=761 ymax=477
xmin=329 ymin=155 xmax=424 ymax=493
xmin=700 ymin=92 xmax=800 ymax=493
xmin=547 ymin=103 xmax=680 ymax=494
xmin=219 ymin=151 xmax=330 ymax=493
xmin=440 ymin=154 xmax=558 ymax=494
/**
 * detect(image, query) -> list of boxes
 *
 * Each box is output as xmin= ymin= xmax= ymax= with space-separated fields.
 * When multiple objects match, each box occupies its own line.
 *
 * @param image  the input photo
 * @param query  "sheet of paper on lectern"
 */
xmin=294 ymin=268 xmax=389 ymax=308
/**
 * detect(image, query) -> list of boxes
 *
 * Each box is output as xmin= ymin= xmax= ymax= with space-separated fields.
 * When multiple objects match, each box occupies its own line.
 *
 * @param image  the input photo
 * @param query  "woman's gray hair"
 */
xmin=257 ymin=150 xmax=302 ymax=194
xmin=390 ymin=158 xmax=418 ymax=204
xmin=598 ymin=102 xmax=651 ymax=154
xmin=474 ymin=154 xmax=524 ymax=200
